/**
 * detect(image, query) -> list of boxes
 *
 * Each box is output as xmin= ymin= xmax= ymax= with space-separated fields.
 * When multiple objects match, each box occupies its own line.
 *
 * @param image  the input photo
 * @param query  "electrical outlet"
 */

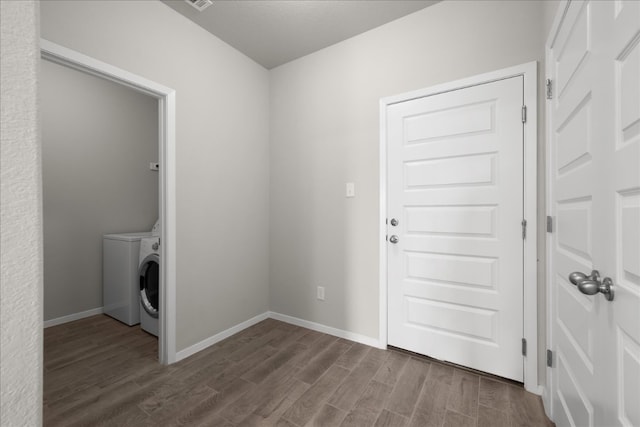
xmin=317 ymin=286 xmax=325 ymax=301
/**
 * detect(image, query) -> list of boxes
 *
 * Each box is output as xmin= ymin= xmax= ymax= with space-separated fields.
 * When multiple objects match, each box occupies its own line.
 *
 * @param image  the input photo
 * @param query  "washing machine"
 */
xmin=103 ymin=231 xmax=152 ymax=326
xmin=139 ymin=220 xmax=160 ymax=336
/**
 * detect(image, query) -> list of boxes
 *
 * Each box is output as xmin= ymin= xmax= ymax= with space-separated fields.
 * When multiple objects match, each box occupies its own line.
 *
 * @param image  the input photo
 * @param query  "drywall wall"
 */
xmin=41 ymin=60 xmax=159 ymax=321
xmin=269 ymin=0 xmax=548 ymax=382
xmin=0 ymin=0 xmax=42 ymax=424
xmin=40 ymin=0 xmax=270 ymax=350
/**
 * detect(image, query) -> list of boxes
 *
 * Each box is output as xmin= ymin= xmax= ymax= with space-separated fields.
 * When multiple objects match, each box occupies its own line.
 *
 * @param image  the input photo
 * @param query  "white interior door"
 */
xmin=547 ymin=1 xmax=640 ymax=426
xmin=387 ymin=76 xmax=525 ymax=382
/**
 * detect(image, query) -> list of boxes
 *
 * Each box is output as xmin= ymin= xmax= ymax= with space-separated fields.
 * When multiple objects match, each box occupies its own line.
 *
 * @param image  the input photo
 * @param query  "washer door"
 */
xmin=139 ymin=254 xmax=159 ymax=318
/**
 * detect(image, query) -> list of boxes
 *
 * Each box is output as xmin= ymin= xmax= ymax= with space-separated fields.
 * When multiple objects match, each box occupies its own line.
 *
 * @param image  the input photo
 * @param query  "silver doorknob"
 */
xmin=389 ymin=235 xmax=399 ymax=244
xmin=390 ymin=218 xmax=399 ymax=226
xmin=569 ymin=270 xmax=599 ymax=286
xmin=568 ymin=270 xmax=615 ymax=301
xmin=578 ymin=277 xmax=614 ymax=301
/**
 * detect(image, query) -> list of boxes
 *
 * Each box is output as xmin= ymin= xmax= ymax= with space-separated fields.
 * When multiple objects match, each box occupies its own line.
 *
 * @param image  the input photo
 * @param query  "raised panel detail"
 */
xmin=614 ymin=0 xmax=623 ymax=18
xmin=405 ymin=205 xmax=496 ymax=237
xmin=405 ymin=296 xmax=497 ymax=342
xmin=557 ymin=198 xmax=593 ymax=263
xmin=618 ymin=190 xmax=640 ymax=291
xmin=556 ymin=351 xmax=594 ymax=427
xmin=405 ymin=252 xmax=497 ymax=289
xmin=556 ymin=1 xmax=591 ymax=98
xmin=557 ymin=279 xmax=594 ymax=370
xmin=404 ymin=101 xmax=494 ymax=144
xmin=617 ymin=34 xmax=640 ymax=147
xmin=404 ymin=154 xmax=495 ymax=189
xmin=556 ymin=93 xmax=592 ymax=175
xmin=618 ymin=328 xmax=640 ymax=427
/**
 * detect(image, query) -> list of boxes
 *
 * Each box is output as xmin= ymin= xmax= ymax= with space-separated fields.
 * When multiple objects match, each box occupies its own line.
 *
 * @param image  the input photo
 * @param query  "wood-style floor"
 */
xmin=44 ymin=315 xmax=554 ymax=427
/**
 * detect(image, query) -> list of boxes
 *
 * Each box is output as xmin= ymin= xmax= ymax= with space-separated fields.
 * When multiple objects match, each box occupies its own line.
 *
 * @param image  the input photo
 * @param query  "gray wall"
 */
xmin=0 ymin=0 xmax=42 ymax=424
xmin=269 ymin=0 xmax=549 ymax=382
xmin=42 ymin=60 xmax=159 ymax=321
xmin=40 ymin=0 xmax=270 ymax=351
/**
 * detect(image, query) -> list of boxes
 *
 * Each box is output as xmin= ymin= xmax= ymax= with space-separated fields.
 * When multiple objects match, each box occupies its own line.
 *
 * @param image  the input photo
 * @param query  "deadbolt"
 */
xmin=390 ymin=218 xmax=399 ymax=226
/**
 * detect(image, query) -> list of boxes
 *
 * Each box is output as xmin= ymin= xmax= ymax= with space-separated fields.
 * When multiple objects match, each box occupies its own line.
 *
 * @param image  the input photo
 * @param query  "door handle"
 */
xmin=569 ymin=270 xmax=599 ymax=286
xmin=389 ymin=235 xmax=399 ymax=244
xmin=568 ymin=270 xmax=615 ymax=301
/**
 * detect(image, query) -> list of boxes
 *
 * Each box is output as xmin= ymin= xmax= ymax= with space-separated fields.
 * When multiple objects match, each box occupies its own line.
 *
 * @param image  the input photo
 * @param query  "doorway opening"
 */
xmin=40 ymin=39 xmax=177 ymax=364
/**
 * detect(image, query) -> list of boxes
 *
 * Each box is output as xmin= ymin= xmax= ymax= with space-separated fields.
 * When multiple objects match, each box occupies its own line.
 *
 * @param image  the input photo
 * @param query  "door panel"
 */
xmin=548 ymin=1 xmax=640 ymax=426
xmin=387 ymin=77 xmax=524 ymax=381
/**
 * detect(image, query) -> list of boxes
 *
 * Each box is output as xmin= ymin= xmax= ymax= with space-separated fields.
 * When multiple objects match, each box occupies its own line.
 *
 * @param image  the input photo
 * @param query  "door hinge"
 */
xmin=521 ymin=219 xmax=527 ymax=239
xmin=547 ymin=349 xmax=553 ymax=367
xmin=521 ymin=105 xmax=527 ymax=123
xmin=522 ymin=338 xmax=527 ymax=356
xmin=546 ymin=216 xmax=553 ymax=233
xmin=546 ymin=78 xmax=553 ymax=99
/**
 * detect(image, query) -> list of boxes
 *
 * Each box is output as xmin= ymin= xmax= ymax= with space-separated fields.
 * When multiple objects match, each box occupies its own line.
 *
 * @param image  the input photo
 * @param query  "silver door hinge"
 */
xmin=546 ymin=216 xmax=553 ymax=233
xmin=521 ymin=105 xmax=527 ymax=123
xmin=546 ymin=78 xmax=553 ymax=99
xmin=522 ymin=338 xmax=527 ymax=356
xmin=547 ymin=349 xmax=553 ymax=367
xmin=521 ymin=219 xmax=527 ymax=239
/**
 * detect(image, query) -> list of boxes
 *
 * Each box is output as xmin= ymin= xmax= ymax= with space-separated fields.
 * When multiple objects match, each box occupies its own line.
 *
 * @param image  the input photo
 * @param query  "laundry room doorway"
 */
xmin=40 ymin=40 xmax=177 ymax=365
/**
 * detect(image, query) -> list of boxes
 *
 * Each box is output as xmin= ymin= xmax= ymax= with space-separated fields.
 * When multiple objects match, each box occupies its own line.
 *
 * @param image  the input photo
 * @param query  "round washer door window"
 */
xmin=139 ymin=254 xmax=159 ymax=318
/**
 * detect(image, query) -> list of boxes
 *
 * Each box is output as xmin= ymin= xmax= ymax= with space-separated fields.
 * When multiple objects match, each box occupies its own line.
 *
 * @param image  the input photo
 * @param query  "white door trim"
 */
xmin=379 ymin=61 xmax=539 ymax=393
xmin=40 ymin=39 xmax=178 ymax=364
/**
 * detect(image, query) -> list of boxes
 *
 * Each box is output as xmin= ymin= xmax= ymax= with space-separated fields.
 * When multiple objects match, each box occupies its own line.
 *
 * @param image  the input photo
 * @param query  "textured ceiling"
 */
xmin=161 ymin=0 xmax=440 ymax=69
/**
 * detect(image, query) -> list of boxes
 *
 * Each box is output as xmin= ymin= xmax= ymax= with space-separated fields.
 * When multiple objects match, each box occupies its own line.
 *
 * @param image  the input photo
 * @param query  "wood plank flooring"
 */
xmin=44 ymin=315 xmax=554 ymax=426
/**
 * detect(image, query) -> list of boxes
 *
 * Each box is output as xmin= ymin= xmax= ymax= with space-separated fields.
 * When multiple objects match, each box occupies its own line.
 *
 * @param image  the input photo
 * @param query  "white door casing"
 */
xmin=382 ymin=63 xmax=537 ymax=386
xmin=546 ymin=1 xmax=640 ymax=426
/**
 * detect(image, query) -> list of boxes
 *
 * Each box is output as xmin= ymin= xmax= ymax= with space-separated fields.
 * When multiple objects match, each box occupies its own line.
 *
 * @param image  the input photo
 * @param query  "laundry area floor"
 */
xmin=43 ymin=316 xmax=554 ymax=426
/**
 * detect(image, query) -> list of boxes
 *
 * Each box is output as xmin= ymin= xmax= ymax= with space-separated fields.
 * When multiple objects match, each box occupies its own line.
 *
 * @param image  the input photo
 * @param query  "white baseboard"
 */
xmin=175 ymin=312 xmax=270 ymax=362
xmin=175 ymin=310 xmax=384 ymax=363
xmin=43 ymin=307 xmax=104 ymax=328
xmin=268 ymin=311 xmax=384 ymax=349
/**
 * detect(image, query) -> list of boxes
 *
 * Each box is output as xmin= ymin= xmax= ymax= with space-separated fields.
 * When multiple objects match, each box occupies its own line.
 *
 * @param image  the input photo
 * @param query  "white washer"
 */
xmin=103 ymin=232 xmax=152 ymax=326
xmin=139 ymin=220 xmax=160 ymax=336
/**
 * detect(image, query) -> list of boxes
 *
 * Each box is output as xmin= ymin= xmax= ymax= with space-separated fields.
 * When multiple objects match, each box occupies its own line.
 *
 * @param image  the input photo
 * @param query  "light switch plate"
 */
xmin=346 ymin=182 xmax=355 ymax=198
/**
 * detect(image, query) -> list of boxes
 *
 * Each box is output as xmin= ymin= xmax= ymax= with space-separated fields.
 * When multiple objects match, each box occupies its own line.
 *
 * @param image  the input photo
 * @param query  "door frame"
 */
xmin=40 ymin=39 xmax=178 ymax=364
xmin=378 ymin=61 xmax=539 ymax=393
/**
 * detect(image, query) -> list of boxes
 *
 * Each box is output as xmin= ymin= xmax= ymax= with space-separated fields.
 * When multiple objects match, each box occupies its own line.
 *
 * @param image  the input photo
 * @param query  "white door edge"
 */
xmin=379 ymin=61 xmax=539 ymax=393
xmin=543 ymin=1 xmax=570 ymax=416
xmin=40 ymin=39 xmax=178 ymax=365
